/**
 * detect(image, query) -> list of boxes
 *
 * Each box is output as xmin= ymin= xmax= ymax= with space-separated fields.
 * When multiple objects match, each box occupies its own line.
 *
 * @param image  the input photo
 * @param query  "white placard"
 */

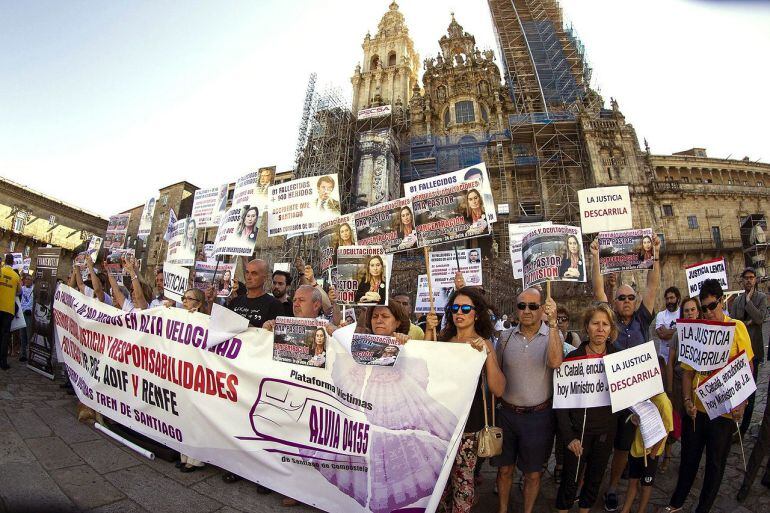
xmin=508 ymin=222 xmax=552 ymax=279
xmin=696 ymin=351 xmax=756 ymax=420
xmin=604 ymin=341 xmax=664 ymax=413
xmin=675 ymin=319 xmax=735 ymax=372
xmin=163 ymin=262 xmax=190 ymax=303
xmin=630 ymin=399 xmax=667 ymax=449
xmin=552 ymin=355 xmax=612 ymax=409
xmin=415 ymin=274 xmax=452 ymax=315
xmin=685 ymin=258 xmax=728 ymax=298
xmin=578 ymin=186 xmax=632 ymax=234
xmin=165 ymin=218 xmax=197 ymax=266
xmin=429 ymin=248 xmax=482 ymax=288
xmin=137 ymin=196 xmax=157 ymax=241
xmin=268 ymin=174 xmax=341 ymax=236
xmin=191 ymin=184 xmax=229 ymax=228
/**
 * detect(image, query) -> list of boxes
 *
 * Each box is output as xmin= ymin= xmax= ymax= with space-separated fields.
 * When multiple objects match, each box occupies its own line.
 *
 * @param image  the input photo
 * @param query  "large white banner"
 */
xmin=685 ymin=258 xmax=728 ymax=298
xmin=696 ymin=351 xmax=756 ymax=420
xmin=429 ymin=248 xmax=483 ymax=288
xmin=54 ymin=286 xmax=484 ymax=513
xmin=553 ymin=355 xmax=611 ymax=409
xmin=508 ymin=222 xmax=551 ymax=279
xmin=675 ymin=319 xmax=735 ymax=372
xmin=577 ymin=186 xmax=632 ymax=234
xmin=268 ymin=174 xmax=341 ymax=236
xmin=604 ymin=341 xmax=664 ymax=413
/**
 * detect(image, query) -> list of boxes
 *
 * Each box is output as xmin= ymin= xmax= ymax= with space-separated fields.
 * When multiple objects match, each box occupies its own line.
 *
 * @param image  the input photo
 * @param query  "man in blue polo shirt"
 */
xmin=590 ymin=234 xmax=661 ymax=511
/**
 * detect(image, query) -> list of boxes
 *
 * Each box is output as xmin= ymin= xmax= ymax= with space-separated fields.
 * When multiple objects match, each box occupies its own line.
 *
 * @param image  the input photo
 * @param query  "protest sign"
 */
xmin=521 ymin=224 xmax=586 ymax=289
xmin=105 ymin=213 xmax=130 ymax=250
xmin=415 ymin=274 xmax=452 ymax=315
xmin=54 ymin=284 xmax=485 ymax=513
xmin=354 ymin=198 xmax=418 ymax=254
xmin=598 ymin=228 xmax=655 ymax=273
xmin=318 ymin=215 xmax=357 ymax=273
xmin=429 ymin=248 xmax=483 ymax=288
xmin=10 ymin=252 xmax=23 ymax=271
xmin=578 ymin=186 xmax=632 ymax=234
xmin=267 ymin=174 xmax=341 ymax=236
xmin=405 ymin=163 xmax=497 ymax=223
xmin=630 ymin=399 xmax=667 ymax=449
xmin=233 ymin=166 xmax=275 ymax=212
xmin=334 ymin=246 xmax=392 ymax=306
xmin=22 ymin=257 xmax=31 ymax=275
xmin=88 ymin=235 xmax=103 ymax=257
xmin=274 ymin=262 xmax=291 ymax=273
xmin=193 ymin=261 xmax=236 ymax=298
xmin=165 ymin=218 xmax=197 ymax=266
xmin=164 ymin=208 xmax=177 ymax=242
xmin=675 ymin=319 xmax=735 ymax=372
xmin=604 ymin=341 xmax=664 ymax=412
xmin=163 ymin=262 xmax=190 ymax=303
xmin=104 ymin=248 xmax=135 ymax=277
xmin=191 ymin=184 xmax=229 ymax=228
xmin=203 ymin=243 xmax=214 ymax=261
xmin=212 ymin=204 xmax=260 ymax=258
xmin=137 ymin=197 xmax=157 ymax=241
xmin=351 ymin=334 xmax=402 ymax=367
xmin=685 ymin=258 xmax=728 ymax=298
xmin=11 ymin=298 xmax=26 ymax=332
xmin=508 ymin=222 xmax=552 ymax=279
xmin=696 ymin=351 xmax=756 ymax=420
xmin=552 ymin=354 xmax=611 ymax=409
xmin=273 ymin=317 xmax=329 ymax=368
xmin=28 ymin=247 xmax=61 ymax=379
xmin=412 ymin=181 xmax=491 ymax=247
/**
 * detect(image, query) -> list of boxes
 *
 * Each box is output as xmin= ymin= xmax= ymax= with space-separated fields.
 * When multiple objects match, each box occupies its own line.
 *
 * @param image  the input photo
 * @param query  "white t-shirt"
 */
xmin=655 ymin=309 xmax=678 ymax=330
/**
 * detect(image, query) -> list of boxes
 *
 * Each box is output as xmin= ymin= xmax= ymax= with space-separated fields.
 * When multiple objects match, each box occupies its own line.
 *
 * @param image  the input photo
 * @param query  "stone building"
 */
xmin=0 ymin=176 xmax=108 ymax=274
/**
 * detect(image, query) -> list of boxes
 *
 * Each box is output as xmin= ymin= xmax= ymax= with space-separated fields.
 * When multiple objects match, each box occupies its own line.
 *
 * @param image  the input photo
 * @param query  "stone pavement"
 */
xmin=1 ymin=360 xmax=769 ymax=513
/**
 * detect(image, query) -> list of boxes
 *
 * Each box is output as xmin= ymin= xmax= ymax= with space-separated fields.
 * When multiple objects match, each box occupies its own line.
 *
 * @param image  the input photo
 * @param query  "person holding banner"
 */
xmin=236 ymin=206 xmax=259 ymax=242
xmin=558 ymin=234 xmax=585 ymax=281
xmin=590 ymin=235 xmax=660 ymax=511
xmin=0 ymin=254 xmax=21 ymax=370
xmin=426 ymin=287 xmax=505 ymax=513
xmin=354 ymin=255 xmax=387 ymax=305
xmin=493 ymin=287 xmax=563 ymax=513
xmin=359 ymin=300 xmax=411 ymax=344
xmin=665 ymin=279 xmax=754 ymax=513
xmin=556 ymin=303 xmax=620 ymax=513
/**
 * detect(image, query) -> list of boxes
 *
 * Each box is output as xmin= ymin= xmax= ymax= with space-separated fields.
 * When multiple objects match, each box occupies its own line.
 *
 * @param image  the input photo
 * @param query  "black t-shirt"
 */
xmin=228 ymin=294 xmax=283 ymax=328
xmin=279 ymin=299 xmax=294 ymax=318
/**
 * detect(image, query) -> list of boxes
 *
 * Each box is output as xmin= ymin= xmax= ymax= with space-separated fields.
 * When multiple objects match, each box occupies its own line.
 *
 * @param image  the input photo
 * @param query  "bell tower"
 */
xmin=351 ymin=1 xmax=419 ymax=113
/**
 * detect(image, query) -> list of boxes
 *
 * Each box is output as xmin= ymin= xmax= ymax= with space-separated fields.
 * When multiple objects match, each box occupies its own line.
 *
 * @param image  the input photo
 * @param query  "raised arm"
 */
xmin=642 ymin=234 xmax=662 ymax=314
xmin=86 ymin=256 xmax=104 ymax=303
xmin=106 ymin=271 xmax=126 ymax=309
xmin=544 ymin=296 xmax=565 ymax=369
xmin=590 ymin=238 xmax=607 ymax=303
xmin=125 ymin=256 xmax=148 ymax=310
xmin=73 ymin=261 xmax=87 ymax=294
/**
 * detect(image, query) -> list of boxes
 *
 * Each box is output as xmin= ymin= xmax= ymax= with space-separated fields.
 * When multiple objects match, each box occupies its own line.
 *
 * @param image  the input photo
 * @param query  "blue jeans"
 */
xmin=19 ymin=311 xmax=32 ymax=358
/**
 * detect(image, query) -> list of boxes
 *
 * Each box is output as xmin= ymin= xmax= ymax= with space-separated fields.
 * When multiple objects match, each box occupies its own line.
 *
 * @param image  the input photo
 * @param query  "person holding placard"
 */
xmin=555 ymin=303 xmax=619 ymax=513
xmin=665 ymin=279 xmax=753 ymax=513
xmin=590 ymin=235 xmax=660 ymax=511
xmin=729 ymin=267 xmax=766 ymax=437
xmin=425 ymin=287 xmax=505 ymax=513
xmin=494 ymin=288 xmax=563 ymax=513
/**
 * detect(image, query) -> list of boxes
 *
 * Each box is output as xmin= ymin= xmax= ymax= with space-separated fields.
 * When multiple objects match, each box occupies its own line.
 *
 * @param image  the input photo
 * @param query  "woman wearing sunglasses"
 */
xmin=177 ymin=288 xmax=207 ymax=473
xmin=426 ymin=287 xmax=505 ymax=513
xmin=665 ymin=279 xmax=754 ymax=513
xmin=555 ymin=302 xmax=619 ymax=513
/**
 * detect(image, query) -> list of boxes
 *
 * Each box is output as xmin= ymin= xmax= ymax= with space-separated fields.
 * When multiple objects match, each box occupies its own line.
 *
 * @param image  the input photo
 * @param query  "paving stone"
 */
xmin=0 ymin=461 xmax=78 ymax=513
xmin=70 ymin=438 xmax=142 ymax=473
xmin=37 ymin=405 xmax=103 ymax=444
xmin=26 ymin=436 xmax=85 ymax=470
xmin=87 ymin=498 xmax=151 ymax=513
xmin=193 ymin=475 xmax=316 ymax=512
xmin=0 ymin=426 xmax=36 ymax=465
xmin=50 ymin=464 xmax=125 ymax=510
xmin=104 ymin=465 xmax=222 ymax=513
xmin=6 ymin=408 xmax=53 ymax=439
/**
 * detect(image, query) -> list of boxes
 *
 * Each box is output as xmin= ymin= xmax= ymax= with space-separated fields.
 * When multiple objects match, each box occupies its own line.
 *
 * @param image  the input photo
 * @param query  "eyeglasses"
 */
xmin=700 ymin=299 xmax=722 ymax=312
xmin=517 ymin=302 xmax=541 ymax=311
xmin=557 ymin=316 xmax=569 ymax=323
xmin=450 ymin=304 xmax=476 ymax=314
xmin=616 ymin=295 xmax=636 ymax=302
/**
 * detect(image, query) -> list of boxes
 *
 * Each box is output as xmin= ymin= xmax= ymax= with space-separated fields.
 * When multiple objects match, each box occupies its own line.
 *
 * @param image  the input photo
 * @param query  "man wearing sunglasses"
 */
xmin=494 ymin=288 xmax=563 ymax=513
xmin=666 ymin=278 xmax=753 ymax=513
xmin=590 ymin=235 xmax=660 ymax=511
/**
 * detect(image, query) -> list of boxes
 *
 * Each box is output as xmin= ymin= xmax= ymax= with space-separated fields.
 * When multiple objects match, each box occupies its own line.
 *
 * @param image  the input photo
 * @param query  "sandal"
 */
xmin=658 ymin=507 xmax=682 ymax=513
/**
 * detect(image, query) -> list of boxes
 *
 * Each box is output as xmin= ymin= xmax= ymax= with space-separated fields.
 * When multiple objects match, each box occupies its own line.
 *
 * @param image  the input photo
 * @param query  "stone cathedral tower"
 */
xmin=351 ymin=2 xmax=420 ymax=113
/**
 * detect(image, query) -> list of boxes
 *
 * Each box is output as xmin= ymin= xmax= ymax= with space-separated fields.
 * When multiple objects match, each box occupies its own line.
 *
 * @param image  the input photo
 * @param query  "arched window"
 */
xmin=370 ymin=55 xmax=380 ymax=70
xmin=459 ymin=136 xmax=481 ymax=167
xmin=388 ymin=52 xmax=397 ymax=67
xmin=454 ymin=101 xmax=475 ymax=124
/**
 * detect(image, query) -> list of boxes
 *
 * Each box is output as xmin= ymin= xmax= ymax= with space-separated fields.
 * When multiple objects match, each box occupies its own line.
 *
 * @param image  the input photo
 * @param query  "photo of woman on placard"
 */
xmin=305 ymin=327 xmax=327 ymax=367
xmin=460 ymin=188 xmax=488 ymax=236
xmin=334 ymin=222 xmax=355 ymax=253
xmin=217 ymin=269 xmax=232 ymax=296
xmin=558 ymin=234 xmax=584 ymax=280
xmin=394 ymin=205 xmax=417 ymax=249
xmin=354 ymin=255 xmax=387 ymax=304
xmin=183 ymin=219 xmax=198 ymax=253
xmin=636 ymin=234 xmax=654 ymax=269
xmin=237 ymin=206 xmax=259 ymax=242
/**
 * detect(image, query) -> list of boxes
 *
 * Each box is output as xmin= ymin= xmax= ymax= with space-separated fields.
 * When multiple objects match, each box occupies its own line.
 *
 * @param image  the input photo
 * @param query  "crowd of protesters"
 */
xmin=5 ymin=228 xmax=770 ymax=513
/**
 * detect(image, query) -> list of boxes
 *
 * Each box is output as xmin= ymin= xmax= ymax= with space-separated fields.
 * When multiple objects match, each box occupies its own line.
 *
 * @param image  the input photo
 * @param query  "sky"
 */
xmin=1 ymin=0 xmax=768 ymax=218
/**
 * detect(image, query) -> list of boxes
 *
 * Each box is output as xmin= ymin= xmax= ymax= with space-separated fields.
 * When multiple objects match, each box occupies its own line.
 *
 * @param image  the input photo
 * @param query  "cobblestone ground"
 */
xmin=1 ymin=360 xmax=769 ymax=512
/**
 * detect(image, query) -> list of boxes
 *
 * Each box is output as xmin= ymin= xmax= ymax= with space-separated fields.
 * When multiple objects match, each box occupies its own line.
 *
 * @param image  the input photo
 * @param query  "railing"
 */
xmin=652 ymin=180 xmax=770 ymax=197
